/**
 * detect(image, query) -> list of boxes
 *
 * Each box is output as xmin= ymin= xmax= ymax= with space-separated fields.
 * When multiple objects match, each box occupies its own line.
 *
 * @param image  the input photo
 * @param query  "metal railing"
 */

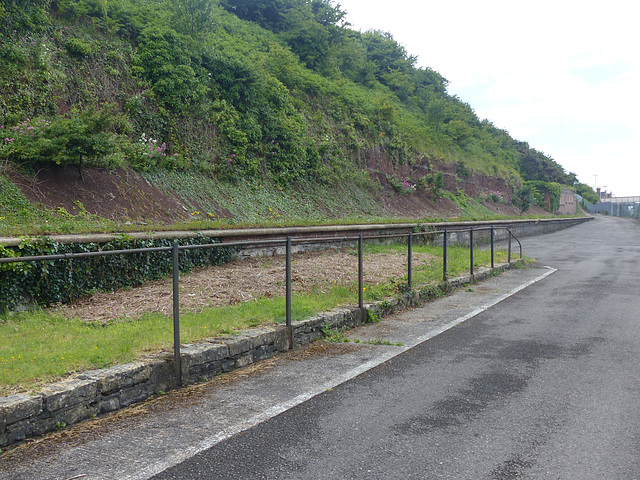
xmin=0 ymin=226 xmax=522 ymax=384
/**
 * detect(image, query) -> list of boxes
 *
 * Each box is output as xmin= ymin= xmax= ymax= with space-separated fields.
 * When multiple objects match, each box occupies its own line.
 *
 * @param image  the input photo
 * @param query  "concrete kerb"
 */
xmin=0 ymin=259 xmax=524 ymax=450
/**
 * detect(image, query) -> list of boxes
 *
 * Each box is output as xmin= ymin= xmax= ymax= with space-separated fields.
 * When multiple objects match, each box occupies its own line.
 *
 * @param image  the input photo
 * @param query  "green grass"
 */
xmin=362 ymin=242 xmax=510 ymax=290
xmin=0 ymin=243 xmax=517 ymax=394
xmin=0 ymin=285 xmax=359 ymax=393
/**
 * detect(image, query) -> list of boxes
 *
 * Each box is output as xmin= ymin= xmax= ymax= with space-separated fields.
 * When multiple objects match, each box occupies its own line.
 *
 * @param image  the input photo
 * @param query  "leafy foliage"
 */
xmin=0 ymin=0 xmax=52 ymax=34
xmin=524 ymin=181 xmax=562 ymax=212
xmin=513 ymin=184 xmax=534 ymax=214
xmin=136 ymin=25 xmax=209 ymax=112
xmin=0 ymin=106 xmax=120 ymax=175
xmin=420 ymin=172 xmax=445 ymax=199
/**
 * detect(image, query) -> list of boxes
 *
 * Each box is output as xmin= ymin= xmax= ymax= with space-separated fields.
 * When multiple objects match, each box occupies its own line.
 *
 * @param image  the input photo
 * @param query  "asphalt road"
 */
xmin=3 ymin=215 xmax=639 ymax=480
xmin=152 ymin=215 xmax=640 ymax=480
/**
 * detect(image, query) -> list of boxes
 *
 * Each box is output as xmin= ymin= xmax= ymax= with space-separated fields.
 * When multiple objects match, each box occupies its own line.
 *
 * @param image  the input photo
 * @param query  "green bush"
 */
xmin=513 ymin=184 xmax=534 ymax=214
xmin=65 ymin=37 xmax=95 ymax=57
xmin=420 ymin=172 xmax=444 ymax=199
xmin=1 ymin=107 xmax=118 ymax=175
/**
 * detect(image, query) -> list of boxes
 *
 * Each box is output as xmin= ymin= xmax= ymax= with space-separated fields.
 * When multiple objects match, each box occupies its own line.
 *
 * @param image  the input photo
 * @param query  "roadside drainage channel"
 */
xmin=0 ymin=260 xmax=522 ymax=449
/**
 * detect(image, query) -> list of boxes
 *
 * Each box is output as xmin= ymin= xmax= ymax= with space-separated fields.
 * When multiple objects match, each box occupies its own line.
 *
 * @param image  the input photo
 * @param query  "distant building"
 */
xmin=596 ymin=187 xmax=613 ymax=201
xmin=605 ymin=196 xmax=640 ymax=204
xmin=557 ymin=188 xmax=576 ymax=214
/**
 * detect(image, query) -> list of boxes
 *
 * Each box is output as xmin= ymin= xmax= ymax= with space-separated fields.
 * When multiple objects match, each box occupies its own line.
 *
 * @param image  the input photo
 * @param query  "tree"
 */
xmin=361 ymin=30 xmax=417 ymax=83
xmin=310 ymin=0 xmax=347 ymax=27
xmin=413 ymin=67 xmax=448 ymax=95
xmin=220 ymin=0 xmax=291 ymax=31
xmin=575 ymin=183 xmax=599 ymax=204
xmin=172 ymin=0 xmax=217 ymax=38
xmin=280 ymin=14 xmax=331 ymax=70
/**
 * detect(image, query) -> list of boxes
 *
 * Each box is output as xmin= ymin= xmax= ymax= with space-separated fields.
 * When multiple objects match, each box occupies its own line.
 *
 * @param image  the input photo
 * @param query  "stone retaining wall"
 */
xmin=0 ymin=262 xmax=517 ymax=449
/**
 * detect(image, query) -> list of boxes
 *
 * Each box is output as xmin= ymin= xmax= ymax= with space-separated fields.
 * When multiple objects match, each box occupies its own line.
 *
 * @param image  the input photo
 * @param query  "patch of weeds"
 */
xmin=247 ymin=317 xmax=262 ymax=327
xmin=466 ymin=288 xmax=475 ymax=292
xmin=419 ymin=284 xmax=444 ymax=300
xmin=388 ymin=277 xmax=410 ymax=294
xmin=365 ymin=288 xmax=383 ymax=301
xmin=378 ymin=299 xmax=394 ymax=314
xmin=55 ymin=421 xmax=66 ymax=431
xmin=367 ymin=310 xmax=381 ymax=323
xmin=322 ymin=323 xmax=350 ymax=343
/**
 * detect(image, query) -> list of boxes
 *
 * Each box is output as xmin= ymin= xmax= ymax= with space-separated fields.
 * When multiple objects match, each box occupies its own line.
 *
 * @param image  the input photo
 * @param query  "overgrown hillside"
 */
xmin=0 ymin=0 xmax=596 ymax=235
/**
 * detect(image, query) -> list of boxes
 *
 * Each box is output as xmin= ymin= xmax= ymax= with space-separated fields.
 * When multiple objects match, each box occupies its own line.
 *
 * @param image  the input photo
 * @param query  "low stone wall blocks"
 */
xmin=99 ymin=397 xmax=120 ymax=414
xmin=0 ymin=394 xmax=43 ymax=426
xmin=221 ymin=358 xmax=237 ymax=373
xmin=234 ymin=353 xmax=255 ymax=369
xmin=118 ymin=383 xmax=151 ymax=408
xmin=40 ymin=378 xmax=97 ymax=413
xmin=188 ymin=360 xmax=223 ymax=381
xmin=6 ymin=421 xmax=28 ymax=444
xmin=57 ymin=403 xmax=99 ymax=426
xmin=248 ymin=329 xmax=276 ymax=349
xmin=182 ymin=343 xmax=229 ymax=366
xmin=79 ymin=363 xmax=151 ymax=396
xmin=147 ymin=359 xmax=178 ymax=393
xmin=253 ymin=345 xmax=277 ymax=363
xmin=225 ymin=337 xmax=256 ymax=358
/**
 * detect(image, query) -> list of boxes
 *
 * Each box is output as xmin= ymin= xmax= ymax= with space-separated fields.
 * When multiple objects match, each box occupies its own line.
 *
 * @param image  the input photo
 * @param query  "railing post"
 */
xmin=491 ymin=227 xmax=495 ymax=269
xmin=358 ymin=235 xmax=364 ymax=313
xmin=407 ymin=232 xmax=413 ymax=292
xmin=286 ymin=237 xmax=293 ymax=349
xmin=172 ymin=241 xmax=182 ymax=386
xmin=508 ymin=229 xmax=512 ymax=263
xmin=469 ymin=227 xmax=474 ymax=276
xmin=443 ymin=229 xmax=448 ymax=281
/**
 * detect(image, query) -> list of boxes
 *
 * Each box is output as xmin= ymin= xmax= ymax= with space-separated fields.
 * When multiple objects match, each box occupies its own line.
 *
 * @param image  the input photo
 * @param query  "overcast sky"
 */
xmin=337 ymin=0 xmax=640 ymax=196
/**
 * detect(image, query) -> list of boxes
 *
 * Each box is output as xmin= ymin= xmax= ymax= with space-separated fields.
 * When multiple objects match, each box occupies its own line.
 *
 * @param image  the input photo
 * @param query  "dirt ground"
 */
xmin=53 ymin=248 xmax=436 ymax=323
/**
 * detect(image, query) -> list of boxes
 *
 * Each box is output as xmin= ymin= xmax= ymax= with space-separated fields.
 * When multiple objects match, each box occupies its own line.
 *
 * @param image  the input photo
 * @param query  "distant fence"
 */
xmin=581 ymin=196 xmax=640 ymax=218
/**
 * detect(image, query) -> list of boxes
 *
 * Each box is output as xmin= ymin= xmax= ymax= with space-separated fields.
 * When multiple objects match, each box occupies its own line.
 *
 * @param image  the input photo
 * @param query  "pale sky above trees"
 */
xmin=338 ymin=0 xmax=640 ymax=196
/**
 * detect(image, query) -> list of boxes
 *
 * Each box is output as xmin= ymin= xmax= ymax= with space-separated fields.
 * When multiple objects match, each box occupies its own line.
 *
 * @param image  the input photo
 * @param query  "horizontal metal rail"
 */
xmin=0 ymin=227 xmax=522 ymax=385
